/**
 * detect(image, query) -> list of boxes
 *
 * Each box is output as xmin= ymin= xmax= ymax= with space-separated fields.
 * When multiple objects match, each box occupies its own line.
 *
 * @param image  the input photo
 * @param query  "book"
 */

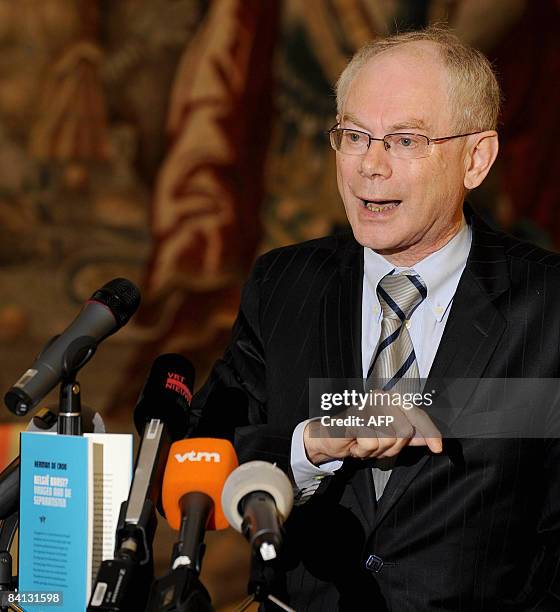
xmin=18 ymin=431 xmax=133 ymax=612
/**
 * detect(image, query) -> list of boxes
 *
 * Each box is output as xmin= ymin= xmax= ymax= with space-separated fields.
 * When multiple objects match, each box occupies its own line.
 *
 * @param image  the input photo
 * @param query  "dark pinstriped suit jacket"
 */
xmin=192 ymin=207 xmax=560 ymax=611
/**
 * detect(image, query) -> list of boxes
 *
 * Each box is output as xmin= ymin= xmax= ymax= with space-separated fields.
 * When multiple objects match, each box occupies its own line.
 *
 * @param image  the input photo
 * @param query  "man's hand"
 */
xmin=303 ymin=396 xmax=442 ymax=465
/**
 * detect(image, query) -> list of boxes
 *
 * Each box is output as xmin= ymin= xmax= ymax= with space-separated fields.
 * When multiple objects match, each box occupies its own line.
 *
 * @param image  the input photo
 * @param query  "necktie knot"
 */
xmin=377 ymin=272 xmax=427 ymax=321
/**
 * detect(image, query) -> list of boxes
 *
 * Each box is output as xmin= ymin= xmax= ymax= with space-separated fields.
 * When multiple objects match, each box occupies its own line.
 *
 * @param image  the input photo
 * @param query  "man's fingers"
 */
xmin=309 ymin=400 xmax=443 ymax=461
xmin=425 ymin=437 xmax=443 ymax=453
xmin=403 ymin=406 xmax=443 ymax=453
xmin=407 ymin=435 xmax=443 ymax=452
xmin=349 ymin=439 xmax=378 ymax=458
xmin=353 ymin=437 xmax=381 ymax=453
xmin=376 ymin=435 xmax=410 ymax=457
xmin=354 ymin=435 xmax=404 ymax=458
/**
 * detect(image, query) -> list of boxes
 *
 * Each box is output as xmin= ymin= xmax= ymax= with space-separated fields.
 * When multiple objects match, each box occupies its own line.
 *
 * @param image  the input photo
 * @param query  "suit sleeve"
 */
xmin=189 ymin=255 xmax=294 ymax=474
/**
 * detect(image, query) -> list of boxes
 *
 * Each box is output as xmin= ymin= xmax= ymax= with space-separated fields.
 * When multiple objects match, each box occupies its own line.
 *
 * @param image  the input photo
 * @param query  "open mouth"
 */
xmin=361 ymin=199 xmax=402 ymax=212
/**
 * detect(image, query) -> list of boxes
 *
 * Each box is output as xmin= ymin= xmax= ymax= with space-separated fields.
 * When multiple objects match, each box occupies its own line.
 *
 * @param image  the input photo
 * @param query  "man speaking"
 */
xmin=191 ymin=26 xmax=560 ymax=611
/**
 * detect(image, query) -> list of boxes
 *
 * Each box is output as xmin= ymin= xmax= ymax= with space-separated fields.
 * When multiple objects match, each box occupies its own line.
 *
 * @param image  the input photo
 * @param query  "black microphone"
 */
xmin=88 ymin=354 xmax=194 ymax=612
xmin=222 ymin=461 xmax=293 ymax=562
xmin=4 ymin=278 xmax=140 ymax=417
xmin=133 ymin=353 xmax=194 ymax=440
xmin=222 ymin=462 xmax=295 ymax=610
xmin=144 ymin=438 xmax=238 ymax=612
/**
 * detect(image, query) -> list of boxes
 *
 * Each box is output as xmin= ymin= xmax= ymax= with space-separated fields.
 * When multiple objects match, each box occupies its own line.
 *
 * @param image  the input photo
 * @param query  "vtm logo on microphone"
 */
xmin=165 ymin=372 xmax=193 ymax=403
xmin=175 ymin=451 xmax=221 ymax=464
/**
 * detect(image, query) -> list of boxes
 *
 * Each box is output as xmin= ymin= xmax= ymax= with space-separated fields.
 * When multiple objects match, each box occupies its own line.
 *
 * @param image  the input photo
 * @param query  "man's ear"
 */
xmin=464 ymin=131 xmax=499 ymax=190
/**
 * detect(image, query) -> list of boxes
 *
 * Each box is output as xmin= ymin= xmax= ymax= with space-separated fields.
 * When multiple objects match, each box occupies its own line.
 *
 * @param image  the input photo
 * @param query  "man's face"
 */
xmin=336 ymin=43 xmax=469 ymax=264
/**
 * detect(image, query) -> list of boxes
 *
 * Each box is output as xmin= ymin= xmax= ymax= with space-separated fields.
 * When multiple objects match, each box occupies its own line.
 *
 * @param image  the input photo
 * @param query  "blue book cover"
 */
xmin=19 ymin=432 xmax=92 ymax=612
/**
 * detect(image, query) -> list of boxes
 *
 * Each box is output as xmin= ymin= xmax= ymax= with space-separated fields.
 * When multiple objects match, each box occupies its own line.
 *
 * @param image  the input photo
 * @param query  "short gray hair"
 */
xmin=336 ymin=26 xmax=501 ymax=132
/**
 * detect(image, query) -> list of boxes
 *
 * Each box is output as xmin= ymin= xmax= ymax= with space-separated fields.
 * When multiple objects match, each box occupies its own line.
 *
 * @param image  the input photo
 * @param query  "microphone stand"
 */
xmin=0 ymin=407 xmax=60 ymax=610
xmin=88 ymin=420 xmax=167 ymax=611
xmin=144 ymin=493 xmax=215 ymax=611
xmin=144 ymin=565 xmax=214 ymax=612
xmin=234 ymin=551 xmax=294 ymax=612
xmin=0 ymin=513 xmax=18 ymax=612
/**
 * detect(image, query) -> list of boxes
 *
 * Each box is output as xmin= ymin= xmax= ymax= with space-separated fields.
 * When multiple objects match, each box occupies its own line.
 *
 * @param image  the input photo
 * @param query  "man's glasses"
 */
xmin=328 ymin=124 xmax=484 ymax=160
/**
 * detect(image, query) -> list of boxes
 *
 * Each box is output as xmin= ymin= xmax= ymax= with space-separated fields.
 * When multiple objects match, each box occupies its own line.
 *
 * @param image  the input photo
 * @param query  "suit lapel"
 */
xmin=319 ymin=236 xmax=378 ymax=529
xmin=371 ymin=212 xmax=511 ymax=530
xmin=319 ymin=234 xmax=363 ymax=380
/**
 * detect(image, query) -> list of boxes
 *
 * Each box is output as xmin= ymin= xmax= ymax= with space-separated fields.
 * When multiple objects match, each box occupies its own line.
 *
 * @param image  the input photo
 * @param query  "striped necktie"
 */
xmin=367 ymin=271 xmax=427 ymax=390
xmin=366 ymin=271 xmax=427 ymax=499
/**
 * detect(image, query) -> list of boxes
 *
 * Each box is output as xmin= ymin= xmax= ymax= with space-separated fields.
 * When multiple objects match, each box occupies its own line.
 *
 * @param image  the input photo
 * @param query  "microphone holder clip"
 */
xmin=115 ymin=499 xmax=157 ymax=567
xmin=87 ymin=501 xmax=157 ymax=612
xmin=57 ymin=335 xmax=98 ymax=436
xmin=57 ymin=376 xmax=83 ymax=436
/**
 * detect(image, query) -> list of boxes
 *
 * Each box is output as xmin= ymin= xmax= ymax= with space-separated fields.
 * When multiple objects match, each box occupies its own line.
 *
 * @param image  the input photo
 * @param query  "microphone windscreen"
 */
xmin=162 ymin=438 xmax=238 ymax=530
xmin=221 ymin=461 xmax=294 ymax=532
xmin=89 ymin=278 xmax=141 ymax=328
xmin=133 ymin=353 xmax=195 ymax=440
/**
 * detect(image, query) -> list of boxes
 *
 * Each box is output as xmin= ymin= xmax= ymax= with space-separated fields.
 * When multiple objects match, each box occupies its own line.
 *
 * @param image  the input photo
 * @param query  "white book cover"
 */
xmin=86 ymin=433 xmax=133 ymax=593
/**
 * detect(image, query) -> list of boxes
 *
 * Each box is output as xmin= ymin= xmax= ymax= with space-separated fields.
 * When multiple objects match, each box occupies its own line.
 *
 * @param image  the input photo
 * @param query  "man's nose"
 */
xmin=359 ymin=140 xmax=392 ymax=178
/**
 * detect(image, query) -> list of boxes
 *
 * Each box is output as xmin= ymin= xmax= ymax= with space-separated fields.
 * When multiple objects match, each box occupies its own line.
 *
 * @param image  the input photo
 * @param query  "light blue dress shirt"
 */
xmin=290 ymin=218 xmax=472 ymax=502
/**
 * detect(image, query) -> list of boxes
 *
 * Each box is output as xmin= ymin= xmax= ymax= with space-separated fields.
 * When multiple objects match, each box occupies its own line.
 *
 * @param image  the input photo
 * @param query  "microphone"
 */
xmin=4 ymin=278 xmax=140 ymax=417
xmin=126 ymin=353 xmax=195 ymax=524
xmin=162 ymin=438 xmax=237 ymax=571
xmin=144 ymin=438 xmax=238 ymax=612
xmin=88 ymin=354 xmax=194 ymax=612
xmin=222 ymin=462 xmax=294 ymax=611
xmin=222 ymin=461 xmax=293 ymax=562
xmin=133 ymin=352 xmax=194 ymax=440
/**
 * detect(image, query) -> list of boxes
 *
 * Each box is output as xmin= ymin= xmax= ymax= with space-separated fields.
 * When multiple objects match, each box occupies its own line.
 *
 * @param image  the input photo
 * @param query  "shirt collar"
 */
xmin=363 ymin=216 xmax=472 ymax=321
